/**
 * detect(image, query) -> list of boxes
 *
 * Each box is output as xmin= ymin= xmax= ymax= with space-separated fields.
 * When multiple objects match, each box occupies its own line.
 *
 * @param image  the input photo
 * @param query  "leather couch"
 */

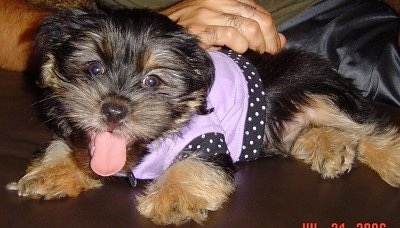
xmin=1 ymin=70 xmax=400 ymax=227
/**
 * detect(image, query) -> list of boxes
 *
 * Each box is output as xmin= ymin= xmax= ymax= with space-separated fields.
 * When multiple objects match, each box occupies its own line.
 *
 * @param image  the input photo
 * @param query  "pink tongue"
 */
xmin=90 ymin=132 xmax=127 ymax=176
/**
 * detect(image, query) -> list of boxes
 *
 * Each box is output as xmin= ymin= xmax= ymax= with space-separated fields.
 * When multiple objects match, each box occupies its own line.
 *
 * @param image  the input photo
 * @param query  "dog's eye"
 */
xmin=88 ymin=62 xmax=104 ymax=76
xmin=142 ymin=75 xmax=161 ymax=88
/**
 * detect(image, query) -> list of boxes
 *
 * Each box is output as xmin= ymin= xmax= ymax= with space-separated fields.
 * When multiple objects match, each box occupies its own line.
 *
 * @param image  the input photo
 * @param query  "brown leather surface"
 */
xmin=1 ymin=69 xmax=399 ymax=227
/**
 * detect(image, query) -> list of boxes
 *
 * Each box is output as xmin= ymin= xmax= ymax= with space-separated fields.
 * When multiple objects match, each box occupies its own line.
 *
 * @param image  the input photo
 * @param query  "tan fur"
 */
xmin=279 ymin=95 xmax=366 ymax=149
xmin=136 ymin=154 xmax=235 ymax=225
xmin=6 ymin=140 xmax=101 ymax=199
xmin=291 ymin=126 xmax=357 ymax=178
xmin=289 ymin=95 xmax=400 ymax=187
xmin=302 ymin=95 xmax=365 ymax=130
xmin=39 ymin=54 xmax=61 ymax=88
xmin=358 ymin=128 xmax=400 ymax=187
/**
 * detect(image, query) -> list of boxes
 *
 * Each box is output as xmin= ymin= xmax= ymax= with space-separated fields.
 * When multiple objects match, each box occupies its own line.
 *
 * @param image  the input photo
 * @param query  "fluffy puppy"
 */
xmin=7 ymin=8 xmax=400 ymax=225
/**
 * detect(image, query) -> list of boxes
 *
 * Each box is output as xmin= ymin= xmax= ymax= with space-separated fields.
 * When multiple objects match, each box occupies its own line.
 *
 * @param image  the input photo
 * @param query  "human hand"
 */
xmin=161 ymin=0 xmax=286 ymax=54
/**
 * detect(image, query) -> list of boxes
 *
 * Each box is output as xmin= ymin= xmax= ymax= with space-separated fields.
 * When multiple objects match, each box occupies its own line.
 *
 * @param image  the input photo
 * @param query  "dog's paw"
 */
xmin=137 ymin=184 xmax=212 ymax=225
xmin=6 ymin=140 xmax=101 ymax=199
xmin=136 ymin=155 xmax=235 ymax=225
xmin=291 ymin=127 xmax=357 ymax=179
xmin=315 ymin=144 xmax=355 ymax=179
xmin=6 ymin=160 xmax=101 ymax=200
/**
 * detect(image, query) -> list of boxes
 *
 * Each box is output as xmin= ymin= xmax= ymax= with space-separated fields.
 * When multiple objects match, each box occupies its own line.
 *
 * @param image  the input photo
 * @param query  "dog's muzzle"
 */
xmin=101 ymin=101 xmax=128 ymax=130
xmin=88 ymin=99 xmax=130 ymax=177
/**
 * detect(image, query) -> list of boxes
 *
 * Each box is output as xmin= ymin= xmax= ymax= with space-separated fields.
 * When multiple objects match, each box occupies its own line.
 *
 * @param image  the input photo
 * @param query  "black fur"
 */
xmin=245 ymin=49 xmax=391 ymax=153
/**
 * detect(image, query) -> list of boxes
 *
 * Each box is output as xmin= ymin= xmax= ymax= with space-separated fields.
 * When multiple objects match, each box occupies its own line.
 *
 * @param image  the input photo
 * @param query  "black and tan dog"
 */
xmin=7 ymin=8 xmax=400 ymax=225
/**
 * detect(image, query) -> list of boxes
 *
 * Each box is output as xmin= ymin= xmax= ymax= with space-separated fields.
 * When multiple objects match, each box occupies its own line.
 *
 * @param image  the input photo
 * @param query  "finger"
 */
xmin=186 ymin=12 xmax=268 ymax=53
xmin=189 ymin=25 xmax=250 ymax=53
xmin=217 ymin=1 xmax=282 ymax=53
xmin=171 ymin=7 xmax=263 ymax=52
xmin=278 ymin=33 xmax=286 ymax=50
xmin=236 ymin=3 xmax=283 ymax=53
xmin=222 ymin=14 xmax=266 ymax=52
xmin=180 ymin=11 xmax=279 ymax=53
xmin=162 ymin=0 xmax=282 ymax=53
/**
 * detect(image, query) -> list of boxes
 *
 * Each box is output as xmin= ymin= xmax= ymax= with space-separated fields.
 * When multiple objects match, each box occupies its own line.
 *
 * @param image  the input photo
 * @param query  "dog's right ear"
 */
xmin=35 ymin=9 xmax=90 ymax=56
xmin=34 ymin=9 xmax=99 ymax=88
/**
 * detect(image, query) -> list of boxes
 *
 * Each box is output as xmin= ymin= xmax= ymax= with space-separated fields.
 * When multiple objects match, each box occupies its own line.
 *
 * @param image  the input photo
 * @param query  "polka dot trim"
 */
xmin=220 ymin=49 xmax=266 ymax=161
xmin=178 ymin=132 xmax=230 ymax=160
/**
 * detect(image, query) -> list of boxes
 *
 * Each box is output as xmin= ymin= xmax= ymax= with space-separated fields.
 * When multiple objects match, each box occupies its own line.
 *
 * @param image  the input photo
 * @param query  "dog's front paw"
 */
xmin=6 ymin=140 xmax=102 ymax=199
xmin=137 ymin=184 xmax=211 ymax=225
xmin=291 ymin=127 xmax=357 ymax=178
xmin=136 ymin=155 xmax=235 ymax=225
xmin=7 ymin=162 xmax=101 ymax=200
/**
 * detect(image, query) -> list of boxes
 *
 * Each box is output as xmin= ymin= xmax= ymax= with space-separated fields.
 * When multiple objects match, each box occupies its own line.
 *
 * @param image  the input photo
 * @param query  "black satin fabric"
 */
xmin=278 ymin=0 xmax=400 ymax=107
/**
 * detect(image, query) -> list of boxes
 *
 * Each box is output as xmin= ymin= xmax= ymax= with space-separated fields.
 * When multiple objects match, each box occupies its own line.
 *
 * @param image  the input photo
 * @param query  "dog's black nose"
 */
xmin=102 ymin=102 xmax=128 ymax=124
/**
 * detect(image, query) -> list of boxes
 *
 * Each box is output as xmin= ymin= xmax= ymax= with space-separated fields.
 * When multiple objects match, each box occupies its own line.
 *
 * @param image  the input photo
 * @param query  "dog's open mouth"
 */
xmin=89 ymin=131 xmax=128 ymax=176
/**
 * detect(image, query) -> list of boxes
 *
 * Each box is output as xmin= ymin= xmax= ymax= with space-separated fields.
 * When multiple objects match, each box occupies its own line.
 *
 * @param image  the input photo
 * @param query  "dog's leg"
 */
xmin=291 ymin=126 xmax=357 ymax=178
xmin=136 ymin=153 xmax=235 ymax=225
xmin=6 ymin=139 xmax=101 ymax=199
xmin=252 ymin=49 xmax=400 ymax=187
xmin=358 ymin=128 xmax=400 ymax=187
xmin=289 ymin=95 xmax=400 ymax=187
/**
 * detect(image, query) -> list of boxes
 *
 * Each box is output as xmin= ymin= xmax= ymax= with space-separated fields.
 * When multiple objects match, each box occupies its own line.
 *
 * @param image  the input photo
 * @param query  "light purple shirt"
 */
xmin=132 ymin=51 xmax=249 ymax=179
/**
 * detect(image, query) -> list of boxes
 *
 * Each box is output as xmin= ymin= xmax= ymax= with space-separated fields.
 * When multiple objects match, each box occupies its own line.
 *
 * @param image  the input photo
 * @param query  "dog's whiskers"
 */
xmin=31 ymin=95 xmax=61 ymax=107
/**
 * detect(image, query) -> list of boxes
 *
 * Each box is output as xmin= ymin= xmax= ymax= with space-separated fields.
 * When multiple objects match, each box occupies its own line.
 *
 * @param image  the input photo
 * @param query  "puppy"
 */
xmin=7 ymin=8 xmax=400 ymax=225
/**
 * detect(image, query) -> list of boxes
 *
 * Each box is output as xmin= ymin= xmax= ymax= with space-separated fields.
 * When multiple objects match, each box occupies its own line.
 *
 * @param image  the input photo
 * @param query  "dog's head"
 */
xmin=35 ymin=8 xmax=215 ymax=176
